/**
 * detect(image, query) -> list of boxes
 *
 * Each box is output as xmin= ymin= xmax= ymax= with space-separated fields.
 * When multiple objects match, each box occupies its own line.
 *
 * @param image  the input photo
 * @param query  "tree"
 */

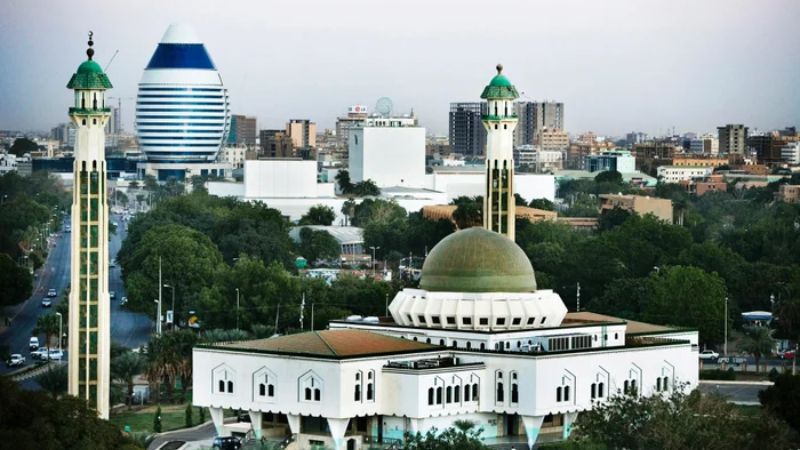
xmin=185 ymin=403 xmax=193 ymax=428
xmin=403 ymin=421 xmax=491 ymax=450
xmin=9 ymin=137 xmax=38 ymax=156
xmin=335 ymin=169 xmax=353 ymax=194
xmin=760 ymin=373 xmax=800 ymax=433
xmin=573 ymin=388 xmax=796 ymax=450
xmin=146 ymin=330 xmax=198 ymax=402
xmin=153 ymin=406 xmax=162 ymax=433
xmin=739 ymin=326 xmax=775 ymax=372
xmin=296 ymin=227 xmax=340 ymax=264
xmin=562 ymin=193 xmax=600 ymax=217
xmin=451 ymin=196 xmax=482 ymax=229
xmin=112 ymin=350 xmax=146 ymax=406
xmin=529 ymin=197 xmax=555 ymax=211
xmin=35 ymin=363 xmax=67 ymax=398
xmin=34 ymin=313 xmax=60 ymax=348
xmin=597 ymin=207 xmax=632 ymax=231
xmin=299 ymin=205 xmax=336 ymax=226
xmin=0 ymin=253 xmax=33 ymax=306
xmin=351 ymin=179 xmax=381 ymax=196
xmin=0 ymin=376 xmax=144 ymax=449
xmin=594 ymin=170 xmax=623 ymax=184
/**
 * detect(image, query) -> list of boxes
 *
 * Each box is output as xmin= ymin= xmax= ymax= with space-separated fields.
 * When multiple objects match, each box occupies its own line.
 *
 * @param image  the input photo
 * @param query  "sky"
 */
xmin=1 ymin=0 xmax=799 ymax=137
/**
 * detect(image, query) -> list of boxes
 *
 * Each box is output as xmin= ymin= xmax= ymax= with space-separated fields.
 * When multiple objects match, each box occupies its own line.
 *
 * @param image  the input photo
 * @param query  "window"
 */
xmin=227 ymin=381 xmax=234 ymax=393
xmin=511 ymin=373 xmax=519 ymax=404
xmin=662 ymin=376 xmax=669 ymax=391
xmin=656 ymin=377 xmax=662 ymax=392
xmin=540 ymin=317 xmax=547 ymax=325
xmin=431 ymin=316 xmax=440 ymax=325
xmin=439 ymin=339 xmax=445 ymax=346
xmin=446 ymin=386 xmax=452 ymax=403
xmin=480 ymin=343 xmax=485 ymax=350
xmin=462 ymin=317 xmax=472 ymax=326
xmin=464 ymin=385 xmax=471 ymax=402
xmin=354 ymin=384 xmax=361 ymax=401
xmin=631 ymin=380 xmax=637 ymax=396
xmin=527 ymin=317 xmax=536 ymax=325
xmin=564 ymin=385 xmax=570 ymax=401
xmin=512 ymin=317 xmax=521 ymax=326
xmin=598 ymin=382 xmax=605 ymax=398
xmin=496 ymin=382 xmax=504 ymax=402
xmin=366 ymin=382 xmax=374 ymax=400
xmin=417 ymin=315 xmax=426 ymax=324
xmin=556 ymin=386 xmax=562 ymax=402
xmin=314 ymin=388 xmax=321 ymax=401
xmin=479 ymin=317 xmax=489 ymax=326
xmin=446 ymin=316 xmax=456 ymax=325
xmin=591 ymin=383 xmax=596 ymax=399
xmin=466 ymin=342 xmax=472 ymax=349
xmin=218 ymin=380 xmax=225 ymax=393
xmin=452 ymin=341 xmax=458 ymax=348
xmin=426 ymin=338 xmax=431 ymax=344
xmin=454 ymin=385 xmax=461 ymax=402
xmin=428 ymin=387 xmax=434 ymax=405
xmin=472 ymin=383 xmax=479 ymax=401
xmin=496 ymin=317 xmax=506 ymax=326
xmin=436 ymin=387 xmax=443 ymax=404
xmin=305 ymin=387 xmax=312 ymax=400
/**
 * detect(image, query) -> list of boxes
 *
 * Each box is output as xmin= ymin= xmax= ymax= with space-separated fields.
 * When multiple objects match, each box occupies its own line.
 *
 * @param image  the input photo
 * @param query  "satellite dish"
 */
xmin=375 ymin=97 xmax=393 ymax=117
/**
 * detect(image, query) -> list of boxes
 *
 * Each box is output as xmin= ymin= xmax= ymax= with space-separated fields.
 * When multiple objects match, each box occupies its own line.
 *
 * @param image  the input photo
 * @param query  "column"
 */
xmin=287 ymin=413 xmax=301 ymax=436
xmin=209 ymin=407 xmax=227 ymax=436
xmin=521 ymin=415 xmax=545 ymax=449
xmin=248 ymin=410 xmax=263 ymax=440
xmin=327 ymin=417 xmax=350 ymax=450
xmin=562 ymin=411 xmax=579 ymax=440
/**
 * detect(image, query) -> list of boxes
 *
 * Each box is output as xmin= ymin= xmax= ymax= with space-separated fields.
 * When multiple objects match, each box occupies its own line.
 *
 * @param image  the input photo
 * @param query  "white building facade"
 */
xmin=348 ymin=125 xmax=426 ymax=189
xmin=656 ymin=165 xmax=714 ymax=183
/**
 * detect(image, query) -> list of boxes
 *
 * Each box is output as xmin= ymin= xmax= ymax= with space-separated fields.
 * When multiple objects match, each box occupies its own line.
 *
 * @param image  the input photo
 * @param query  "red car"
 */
xmin=779 ymin=350 xmax=795 ymax=360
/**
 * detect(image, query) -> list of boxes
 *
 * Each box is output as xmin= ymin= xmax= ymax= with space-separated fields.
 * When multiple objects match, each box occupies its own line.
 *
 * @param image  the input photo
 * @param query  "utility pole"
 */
xmin=385 ymin=293 xmax=389 ymax=317
xmin=55 ymin=312 xmax=63 ymax=352
xmin=157 ymin=256 xmax=162 ymax=335
xmin=299 ymin=293 xmax=305 ymax=331
xmin=723 ymin=296 xmax=728 ymax=357
xmin=576 ymin=282 xmax=581 ymax=312
xmin=235 ymin=288 xmax=240 ymax=331
xmin=311 ymin=303 xmax=315 ymax=332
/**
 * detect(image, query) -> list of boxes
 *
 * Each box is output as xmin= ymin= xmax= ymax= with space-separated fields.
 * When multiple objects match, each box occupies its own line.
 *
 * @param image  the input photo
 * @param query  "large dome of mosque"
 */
xmin=419 ymin=227 xmax=536 ymax=293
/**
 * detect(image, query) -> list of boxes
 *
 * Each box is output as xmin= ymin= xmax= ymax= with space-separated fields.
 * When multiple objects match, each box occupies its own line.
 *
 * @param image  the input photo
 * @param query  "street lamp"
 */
xmin=369 ymin=246 xmax=380 ymax=276
xmin=163 ymin=283 xmax=175 ymax=330
xmin=154 ymin=299 xmax=161 ymax=335
xmin=723 ymin=296 xmax=728 ymax=357
xmin=235 ymin=288 xmax=240 ymax=331
xmin=55 ymin=312 xmax=63 ymax=352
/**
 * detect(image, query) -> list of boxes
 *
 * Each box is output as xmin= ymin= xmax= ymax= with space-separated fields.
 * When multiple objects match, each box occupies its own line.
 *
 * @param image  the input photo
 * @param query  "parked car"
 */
xmin=29 ymin=337 xmax=40 ymax=351
xmin=779 ymin=349 xmax=796 ymax=360
xmin=31 ymin=347 xmax=49 ymax=360
xmin=120 ymin=296 xmax=128 ymax=306
xmin=47 ymin=349 xmax=64 ymax=361
xmin=47 ymin=289 xmax=57 ymax=297
xmin=212 ymin=437 xmax=241 ymax=450
xmin=6 ymin=354 xmax=25 ymax=367
xmin=699 ymin=350 xmax=719 ymax=360
xmin=41 ymin=298 xmax=52 ymax=308
xmin=109 ymin=291 xmax=116 ymax=300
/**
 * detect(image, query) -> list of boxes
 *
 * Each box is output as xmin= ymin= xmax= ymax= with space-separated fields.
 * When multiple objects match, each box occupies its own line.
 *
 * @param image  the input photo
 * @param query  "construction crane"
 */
xmin=107 ymin=96 xmax=134 ymax=152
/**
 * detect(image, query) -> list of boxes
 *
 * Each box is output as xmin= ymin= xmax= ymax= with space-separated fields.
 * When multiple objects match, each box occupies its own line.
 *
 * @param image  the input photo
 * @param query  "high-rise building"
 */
xmin=449 ymin=102 xmax=487 ymax=157
xmin=515 ymin=101 xmax=565 ymax=147
xmin=536 ymin=129 xmax=569 ymax=152
xmin=481 ymin=64 xmax=519 ymax=240
xmin=228 ymin=115 xmax=257 ymax=147
xmin=286 ymin=119 xmax=316 ymax=150
xmin=66 ymin=34 xmax=112 ymax=420
xmin=259 ymin=129 xmax=294 ymax=158
xmin=335 ymin=105 xmax=368 ymax=148
xmin=348 ymin=115 xmax=425 ymax=188
xmin=135 ymin=23 xmax=231 ymax=166
xmin=717 ymin=124 xmax=748 ymax=155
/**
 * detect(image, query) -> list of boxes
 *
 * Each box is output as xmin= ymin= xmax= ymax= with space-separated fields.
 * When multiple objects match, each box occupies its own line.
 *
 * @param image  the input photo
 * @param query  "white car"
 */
xmin=699 ymin=350 xmax=719 ymax=360
xmin=6 ymin=354 xmax=25 ymax=367
xmin=41 ymin=298 xmax=52 ymax=308
xmin=31 ymin=347 xmax=49 ymax=360
xmin=47 ymin=349 xmax=64 ymax=361
xmin=29 ymin=337 xmax=40 ymax=350
xmin=47 ymin=289 xmax=57 ymax=297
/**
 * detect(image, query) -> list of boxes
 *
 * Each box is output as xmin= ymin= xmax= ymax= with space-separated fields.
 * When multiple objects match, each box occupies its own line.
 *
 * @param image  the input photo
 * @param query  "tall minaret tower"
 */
xmin=481 ymin=64 xmax=520 ymax=240
xmin=66 ymin=32 xmax=113 ymax=419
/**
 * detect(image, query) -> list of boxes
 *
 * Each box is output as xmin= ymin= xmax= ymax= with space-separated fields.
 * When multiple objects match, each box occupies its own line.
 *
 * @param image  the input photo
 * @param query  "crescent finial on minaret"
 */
xmin=496 ymin=63 xmax=503 ymax=74
xmin=87 ymin=31 xmax=94 ymax=60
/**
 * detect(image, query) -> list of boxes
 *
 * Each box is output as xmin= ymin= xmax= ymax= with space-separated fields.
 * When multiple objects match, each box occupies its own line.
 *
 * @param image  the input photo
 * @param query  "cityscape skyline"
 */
xmin=1 ymin=0 xmax=799 ymax=137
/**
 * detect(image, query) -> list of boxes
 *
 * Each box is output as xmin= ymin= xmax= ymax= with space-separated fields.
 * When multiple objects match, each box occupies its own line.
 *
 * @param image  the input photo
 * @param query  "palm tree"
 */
xmin=145 ymin=330 xmax=198 ymax=403
xmin=34 ymin=313 xmax=60 ymax=348
xmin=740 ymin=326 xmax=775 ymax=372
xmin=111 ymin=351 xmax=145 ymax=407
xmin=35 ymin=363 xmax=67 ymax=398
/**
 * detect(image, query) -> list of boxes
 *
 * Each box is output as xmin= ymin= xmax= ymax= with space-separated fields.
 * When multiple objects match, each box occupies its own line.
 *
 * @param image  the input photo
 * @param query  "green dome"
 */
xmin=480 ymin=64 xmax=519 ymax=100
xmin=77 ymin=60 xmax=104 ymax=74
xmin=420 ymin=227 xmax=536 ymax=293
xmin=489 ymin=74 xmax=512 ymax=87
xmin=67 ymin=59 xmax=113 ymax=90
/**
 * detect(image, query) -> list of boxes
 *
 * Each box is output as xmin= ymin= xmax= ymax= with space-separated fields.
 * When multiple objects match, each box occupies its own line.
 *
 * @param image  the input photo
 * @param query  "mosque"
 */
xmin=192 ymin=67 xmax=699 ymax=450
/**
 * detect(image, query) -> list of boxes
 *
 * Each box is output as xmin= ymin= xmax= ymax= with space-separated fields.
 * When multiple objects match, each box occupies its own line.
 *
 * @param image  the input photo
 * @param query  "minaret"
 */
xmin=481 ymin=64 xmax=520 ymax=240
xmin=66 ymin=32 xmax=113 ymax=419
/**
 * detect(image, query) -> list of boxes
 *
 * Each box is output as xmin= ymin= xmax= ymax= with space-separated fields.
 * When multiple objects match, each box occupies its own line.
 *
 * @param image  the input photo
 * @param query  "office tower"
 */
xmin=335 ymin=105 xmax=368 ymax=148
xmin=228 ymin=115 xmax=257 ymax=147
xmin=717 ymin=124 xmax=748 ymax=155
xmin=286 ymin=119 xmax=316 ymax=149
xmin=515 ymin=101 xmax=565 ymax=147
xmin=449 ymin=102 xmax=487 ymax=157
xmin=259 ymin=129 xmax=294 ymax=158
xmin=135 ymin=23 xmax=231 ymax=164
xmin=481 ymin=64 xmax=519 ymax=240
xmin=66 ymin=33 xmax=112 ymax=419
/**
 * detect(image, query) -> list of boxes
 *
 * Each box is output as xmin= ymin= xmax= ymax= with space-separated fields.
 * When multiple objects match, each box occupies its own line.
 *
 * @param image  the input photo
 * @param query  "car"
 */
xmin=698 ymin=350 xmax=719 ymax=360
xmin=65 ymin=225 xmax=71 ymax=232
xmin=41 ymin=298 xmax=52 ymax=308
xmin=47 ymin=349 xmax=63 ymax=361
xmin=6 ymin=354 xmax=25 ymax=367
xmin=29 ymin=337 xmax=40 ymax=351
xmin=779 ymin=349 xmax=796 ymax=360
xmin=212 ymin=437 xmax=241 ymax=450
xmin=120 ymin=296 xmax=128 ymax=306
xmin=31 ymin=347 xmax=49 ymax=360
xmin=47 ymin=289 xmax=57 ymax=297
xmin=109 ymin=291 xmax=116 ymax=300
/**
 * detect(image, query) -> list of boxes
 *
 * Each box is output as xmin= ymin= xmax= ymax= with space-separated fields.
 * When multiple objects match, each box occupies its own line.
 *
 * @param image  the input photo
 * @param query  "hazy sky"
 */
xmin=1 ymin=0 xmax=798 ymax=137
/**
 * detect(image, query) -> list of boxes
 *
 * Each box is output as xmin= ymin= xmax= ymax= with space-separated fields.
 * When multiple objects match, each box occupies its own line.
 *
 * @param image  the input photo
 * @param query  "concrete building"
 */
xmin=481 ymin=65 xmax=519 ymax=240
xmin=228 ymin=115 xmax=257 ymax=147
xmin=289 ymin=225 xmax=364 ymax=257
xmin=335 ymin=105 xmax=369 ymax=148
xmin=717 ymin=124 xmax=748 ymax=155
xmin=286 ymin=119 xmax=316 ymax=150
xmin=449 ymin=102 xmax=487 ymax=157
xmin=66 ymin=36 xmax=112 ymax=419
xmin=259 ymin=130 xmax=294 ymax=158
xmin=599 ymin=194 xmax=673 ymax=223
xmin=693 ymin=175 xmax=728 ymax=196
xmin=536 ymin=129 xmax=569 ymax=152
xmin=586 ymin=150 xmax=636 ymax=173
xmin=348 ymin=121 xmax=426 ymax=188
xmin=671 ymin=156 xmax=728 ymax=168
xmin=656 ymin=166 xmax=714 ymax=183
xmin=781 ymin=142 xmax=800 ymax=165
xmin=778 ymin=184 xmax=800 ymax=204
xmin=219 ymin=146 xmax=247 ymax=169
xmin=689 ymin=137 xmax=719 ymax=155
xmin=0 ymin=153 xmax=21 ymax=174
xmin=515 ymin=101 xmax=564 ymax=147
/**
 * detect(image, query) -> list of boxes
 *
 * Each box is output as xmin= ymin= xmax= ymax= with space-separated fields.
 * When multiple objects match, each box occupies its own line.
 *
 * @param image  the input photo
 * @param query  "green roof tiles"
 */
xmin=419 ymin=227 xmax=537 ymax=293
xmin=480 ymin=64 xmax=519 ymax=100
xmin=67 ymin=60 xmax=113 ymax=90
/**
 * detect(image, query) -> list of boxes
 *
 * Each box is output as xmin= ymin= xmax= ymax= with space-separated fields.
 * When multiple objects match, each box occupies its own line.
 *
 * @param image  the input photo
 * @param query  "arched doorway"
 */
xmin=347 ymin=438 xmax=356 ymax=450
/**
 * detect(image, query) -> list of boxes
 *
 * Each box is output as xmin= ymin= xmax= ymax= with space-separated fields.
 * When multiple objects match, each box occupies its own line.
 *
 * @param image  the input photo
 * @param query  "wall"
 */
xmin=243 ymin=160 xmax=319 ymax=198
xmin=349 ymin=127 xmax=426 ymax=188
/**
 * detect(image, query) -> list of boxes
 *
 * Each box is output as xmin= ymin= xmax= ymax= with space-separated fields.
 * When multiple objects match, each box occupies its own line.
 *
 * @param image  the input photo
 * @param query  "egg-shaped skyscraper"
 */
xmin=136 ymin=23 xmax=230 ymax=165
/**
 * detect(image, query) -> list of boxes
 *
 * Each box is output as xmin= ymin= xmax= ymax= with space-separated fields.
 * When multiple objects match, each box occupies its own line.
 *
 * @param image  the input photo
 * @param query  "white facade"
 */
xmin=243 ymin=159 xmax=332 ymax=199
xmin=656 ymin=165 xmax=714 ymax=183
xmin=220 ymin=146 xmax=247 ymax=168
xmin=781 ymin=142 xmax=800 ymax=165
xmin=0 ymin=153 xmax=20 ymax=174
xmin=349 ymin=126 xmax=426 ymax=188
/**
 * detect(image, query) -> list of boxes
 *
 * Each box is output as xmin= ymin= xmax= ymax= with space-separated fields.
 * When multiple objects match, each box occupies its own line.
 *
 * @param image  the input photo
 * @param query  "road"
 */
xmin=697 ymin=381 xmax=769 ymax=405
xmin=0 ymin=213 xmax=152 ymax=376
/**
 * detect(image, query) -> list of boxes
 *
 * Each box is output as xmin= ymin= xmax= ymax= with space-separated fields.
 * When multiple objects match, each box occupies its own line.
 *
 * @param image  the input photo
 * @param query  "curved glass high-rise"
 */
xmin=136 ymin=23 xmax=230 ymax=163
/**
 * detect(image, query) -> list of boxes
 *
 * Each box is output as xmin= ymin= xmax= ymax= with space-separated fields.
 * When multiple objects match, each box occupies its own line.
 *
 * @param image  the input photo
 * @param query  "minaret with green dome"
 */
xmin=66 ymin=32 xmax=112 ymax=420
xmin=481 ymin=64 xmax=520 ymax=240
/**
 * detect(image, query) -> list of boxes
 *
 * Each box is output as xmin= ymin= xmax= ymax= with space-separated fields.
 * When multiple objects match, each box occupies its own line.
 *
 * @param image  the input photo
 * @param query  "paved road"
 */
xmin=1 ymin=213 xmax=152 ymax=376
xmin=697 ymin=381 xmax=769 ymax=405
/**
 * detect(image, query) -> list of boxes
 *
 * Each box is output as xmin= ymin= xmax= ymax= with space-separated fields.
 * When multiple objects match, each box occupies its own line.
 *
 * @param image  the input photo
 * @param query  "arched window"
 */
xmin=662 ymin=376 xmax=669 ymax=391
xmin=428 ymin=387 xmax=434 ymax=405
xmin=472 ymin=383 xmax=479 ymax=401
xmin=496 ymin=382 xmax=504 ymax=402
xmin=436 ymin=387 xmax=443 ymax=404
xmin=426 ymin=338 xmax=431 ymax=344
xmin=511 ymin=383 xmax=519 ymax=403
xmin=93 ymin=93 xmax=98 ymax=109
xmin=305 ymin=387 xmax=312 ymax=400
xmin=454 ymin=385 xmax=461 ymax=403
xmin=556 ymin=386 xmax=562 ymax=402
xmin=354 ymin=384 xmax=361 ymax=401
xmin=366 ymin=382 xmax=374 ymax=401
xmin=464 ymin=385 xmax=471 ymax=402
xmin=564 ymin=385 xmax=570 ymax=401
xmin=314 ymin=388 xmax=321 ymax=401
xmin=631 ymin=380 xmax=637 ymax=396
xmin=446 ymin=386 xmax=452 ymax=403
xmin=227 ymin=381 xmax=234 ymax=393
xmin=260 ymin=384 xmax=266 ymax=397
xmin=598 ymin=382 xmax=605 ymax=398
xmin=480 ymin=343 xmax=485 ymax=350
xmin=466 ymin=341 xmax=472 ymax=349
xmin=591 ymin=383 xmax=596 ymax=399
xmin=656 ymin=377 xmax=662 ymax=392
xmin=81 ymin=93 xmax=85 ymax=109
xmin=218 ymin=380 xmax=225 ymax=393
xmin=623 ymin=380 xmax=629 ymax=394
xmin=439 ymin=339 xmax=445 ymax=346
xmin=268 ymin=385 xmax=274 ymax=396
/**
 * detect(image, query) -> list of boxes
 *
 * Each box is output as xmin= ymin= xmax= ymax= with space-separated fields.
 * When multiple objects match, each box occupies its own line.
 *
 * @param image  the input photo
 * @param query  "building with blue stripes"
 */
xmin=135 ymin=23 xmax=231 ymax=180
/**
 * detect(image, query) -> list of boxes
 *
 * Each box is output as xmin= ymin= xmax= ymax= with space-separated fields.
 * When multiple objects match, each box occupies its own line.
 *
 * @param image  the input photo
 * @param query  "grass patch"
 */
xmin=110 ymin=403 xmax=191 ymax=434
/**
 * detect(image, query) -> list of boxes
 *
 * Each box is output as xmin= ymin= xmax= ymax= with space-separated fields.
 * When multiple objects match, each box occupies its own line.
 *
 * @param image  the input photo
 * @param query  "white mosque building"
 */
xmin=192 ymin=68 xmax=699 ymax=450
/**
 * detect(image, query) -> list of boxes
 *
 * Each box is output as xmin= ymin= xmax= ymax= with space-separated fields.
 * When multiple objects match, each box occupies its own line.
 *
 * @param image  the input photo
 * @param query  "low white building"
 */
xmin=193 ymin=228 xmax=698 ymax=450
xmin=349 ymin=125 xmax=426 ymax=188
xmin=781 ymin=142 xmax=800 ymax=165
xmin=656 ymin=165 xmax=714 ymax=183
